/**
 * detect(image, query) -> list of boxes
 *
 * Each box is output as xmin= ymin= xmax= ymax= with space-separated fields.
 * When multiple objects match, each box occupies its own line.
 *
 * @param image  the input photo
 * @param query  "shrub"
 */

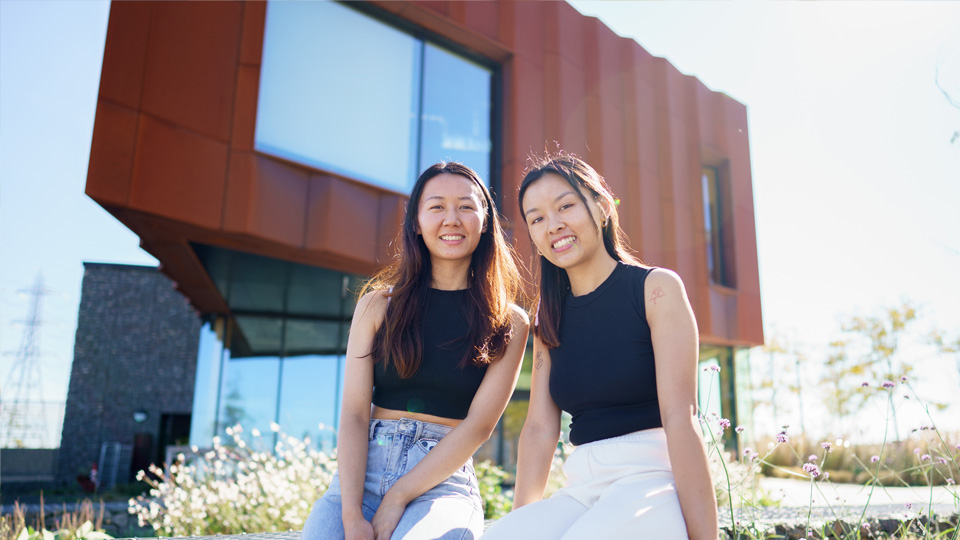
xmin=129 ymin=425 xmax=336 ymax=536
xmin=130 ymin=424 xmax=516 ymax=534
xmin=474 ymin=460 xmax=511 ymax=519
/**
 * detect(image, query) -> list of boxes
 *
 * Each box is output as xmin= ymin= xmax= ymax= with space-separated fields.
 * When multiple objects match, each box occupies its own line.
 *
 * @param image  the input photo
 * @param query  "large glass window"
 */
xmin=256 ymin=1 xmax=494 ymax=192
xmin=699 ymin=346 xmax=740 ymax=451
xmin=420 ymin=44 xmax=492 ymax=183
xmin=188 ymin=245 xmax=360 ymax=451
xmin=188 ymin=320 xmax=226 ymax=445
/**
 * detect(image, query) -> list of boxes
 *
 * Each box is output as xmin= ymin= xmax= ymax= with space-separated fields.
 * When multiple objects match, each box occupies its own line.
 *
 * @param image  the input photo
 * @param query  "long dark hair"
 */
xmin=363 ymin=162 xmax=522 ymax=378
xmin=518 ymin=154 xmax=642 ymax=348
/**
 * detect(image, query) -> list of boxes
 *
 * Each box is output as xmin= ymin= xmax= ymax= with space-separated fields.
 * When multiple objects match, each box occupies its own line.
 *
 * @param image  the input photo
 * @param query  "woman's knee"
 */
xmin=392 ymin=494 xmax=483 ymax=540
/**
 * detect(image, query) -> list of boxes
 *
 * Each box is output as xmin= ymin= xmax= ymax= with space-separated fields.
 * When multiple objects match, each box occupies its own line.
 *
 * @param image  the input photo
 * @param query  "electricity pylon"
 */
xmin=1 ymin=274 xmax=51 ymax=448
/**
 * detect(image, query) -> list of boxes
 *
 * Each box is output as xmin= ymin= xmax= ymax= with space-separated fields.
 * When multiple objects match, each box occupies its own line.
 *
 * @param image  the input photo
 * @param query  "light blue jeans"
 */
xmin=301 ymin=418 xmax=484 ymax=540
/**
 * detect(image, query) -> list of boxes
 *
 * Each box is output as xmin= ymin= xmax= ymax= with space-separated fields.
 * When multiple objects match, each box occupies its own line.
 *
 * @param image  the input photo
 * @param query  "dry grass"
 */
xmin=757 ymin=432 xmax=959 ymax=487
xmin=0 ymin=495 xmax=106 ymax=540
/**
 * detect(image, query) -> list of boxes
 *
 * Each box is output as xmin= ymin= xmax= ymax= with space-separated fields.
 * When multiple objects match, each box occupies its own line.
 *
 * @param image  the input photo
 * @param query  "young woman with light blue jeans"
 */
xmin=300 ymin=162 xmax=528 ymax=540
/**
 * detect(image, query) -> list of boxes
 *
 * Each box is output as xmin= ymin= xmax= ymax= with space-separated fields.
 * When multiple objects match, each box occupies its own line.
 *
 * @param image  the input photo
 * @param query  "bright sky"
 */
xmin=568 ymin=0 xmax=960 ymax=440
xmin=0 ymin=1 xmax=157 ymax=446
xmin=2 ymin=1 xmax=959 ymax=446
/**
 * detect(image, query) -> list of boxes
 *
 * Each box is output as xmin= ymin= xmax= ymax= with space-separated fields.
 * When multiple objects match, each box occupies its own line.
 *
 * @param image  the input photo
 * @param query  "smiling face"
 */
xmin=521 ymin=172 xmax=608 ymax=271
xmin=417 ymin=173 xmax=487 ymax=267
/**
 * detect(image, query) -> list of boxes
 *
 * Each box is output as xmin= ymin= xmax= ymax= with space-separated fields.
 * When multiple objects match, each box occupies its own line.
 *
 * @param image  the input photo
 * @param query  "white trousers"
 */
xmin=483 ymin=428 xmax=689 ymax=540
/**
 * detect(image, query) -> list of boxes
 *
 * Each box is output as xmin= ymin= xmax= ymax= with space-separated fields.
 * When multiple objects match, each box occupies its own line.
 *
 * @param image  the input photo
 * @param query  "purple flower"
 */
xmin=718 ymin=418 xmax=731 ymax=429
xmin=871 ymin=455 xmax=880 ymax=463
xmin=921 ymin=454 xmax=931 ymax=462
xmin=735 ymin=426 xmax=745 ymax=434
xmin=914 ymin=448 xmax=921 ymax=454
xmin=955 ymin=443 xmax=960 ymax=451
xmin=822 ymin=471 xmax=830 ymax=480
xmin=900 ymin=375 xmax=908 ymax=383
xmin=939 ymin=458 xmax=948 ymax=465
xmin=709 ymin=364 xmax=721 ymax=373
xmin=808 ymin=454 xmax=817 ymax=462
xmin=905 ymin=502 xmax=913 ymax=510
xmin=777 ymin=431 xmax=788 ymax=443
xmin=743 ymin=447 xmax=752 ymax=456
xmin=821 ymin=442 xmax=832 ymax=452
xmin=861 ymin=381 xmax=870 ymax=387
xmin=882 ymin=380 xmax=895 ymax=389
xmin=947 ymin=478 xmax=955 ymax=485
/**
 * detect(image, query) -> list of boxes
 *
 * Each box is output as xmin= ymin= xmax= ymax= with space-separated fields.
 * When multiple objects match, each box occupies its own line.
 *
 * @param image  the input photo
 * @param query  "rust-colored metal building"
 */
xmin=84 ymin=0 xmax=762 ymax=465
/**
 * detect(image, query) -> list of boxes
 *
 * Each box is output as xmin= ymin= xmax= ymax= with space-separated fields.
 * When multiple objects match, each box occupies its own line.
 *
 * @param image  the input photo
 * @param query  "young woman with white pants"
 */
xmin=482 ymin=155 xmax=718 ymax=540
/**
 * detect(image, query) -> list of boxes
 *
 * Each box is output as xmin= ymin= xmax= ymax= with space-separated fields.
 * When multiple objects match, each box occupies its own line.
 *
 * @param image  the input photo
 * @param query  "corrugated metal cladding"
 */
xmin=85 ymin=0 xmax=762 ymax=347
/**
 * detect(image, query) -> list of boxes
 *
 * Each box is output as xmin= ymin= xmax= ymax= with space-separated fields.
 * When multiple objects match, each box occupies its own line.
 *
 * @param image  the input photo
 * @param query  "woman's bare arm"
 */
xmin=646 ymin=269 xmax=718 ymax=540
xmin=337 ymin=291 xmax=387 ymax=540
xmin=512 ymin=336 xmax=562 ymax=508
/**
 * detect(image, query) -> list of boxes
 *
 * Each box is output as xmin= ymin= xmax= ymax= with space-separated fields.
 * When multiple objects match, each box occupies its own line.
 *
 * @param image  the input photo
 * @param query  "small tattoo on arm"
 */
xmin=650 ymin=286 xmax=666 ymax=305
xmin=535 ymin=351 xmax=544 ymax=369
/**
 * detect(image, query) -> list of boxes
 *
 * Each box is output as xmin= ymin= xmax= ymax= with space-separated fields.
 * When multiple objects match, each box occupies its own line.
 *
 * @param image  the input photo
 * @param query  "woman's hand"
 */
xmin=370 ymin=492 xmax=407 ymax=540
xmin=343 ymin=515 xmax=375 ymax=540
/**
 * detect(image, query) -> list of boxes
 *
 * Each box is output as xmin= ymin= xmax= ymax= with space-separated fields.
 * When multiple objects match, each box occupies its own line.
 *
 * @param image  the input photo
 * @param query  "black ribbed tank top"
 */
xmin=549 ymin=263 xmax=662 ymax=445
xmin=372 ymin=288 xmax=486 ymax=420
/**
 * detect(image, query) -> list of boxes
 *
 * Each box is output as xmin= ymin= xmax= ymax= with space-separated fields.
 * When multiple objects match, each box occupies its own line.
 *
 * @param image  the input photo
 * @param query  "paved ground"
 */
xmin=718 ymin=477 xmax=959 ymax=527
xmin=760 ymin=476 xmax=957 ymax=508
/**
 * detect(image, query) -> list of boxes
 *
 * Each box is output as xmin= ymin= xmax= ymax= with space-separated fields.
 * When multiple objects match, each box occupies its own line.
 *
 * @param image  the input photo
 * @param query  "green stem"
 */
xmin=703 ymin=412 xmax=737 ymax=540
xmin=855 ymin=392 xmax=891 ymax=529
xmin=904 ymin=381 xmax=960 ymax=540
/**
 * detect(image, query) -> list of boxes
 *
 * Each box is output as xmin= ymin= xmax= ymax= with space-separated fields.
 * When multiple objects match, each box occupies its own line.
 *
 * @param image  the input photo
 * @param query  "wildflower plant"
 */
xmin=702 ymin=367 xmax=960 ymax=540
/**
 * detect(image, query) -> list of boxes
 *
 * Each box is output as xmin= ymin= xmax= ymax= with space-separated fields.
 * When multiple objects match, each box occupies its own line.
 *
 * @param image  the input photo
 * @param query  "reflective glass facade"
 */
xmin=188 ymin=245 xmax=363 ymax=452
xmin=255 ymin=1 xmax=494 ymax=192
xmin=698 ymin=345 xmax=746 ymax=452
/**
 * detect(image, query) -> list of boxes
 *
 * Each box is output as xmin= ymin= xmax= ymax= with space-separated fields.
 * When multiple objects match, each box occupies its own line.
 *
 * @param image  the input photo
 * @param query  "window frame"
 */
xmin=700 ymin=163 xmax=736 ymax=289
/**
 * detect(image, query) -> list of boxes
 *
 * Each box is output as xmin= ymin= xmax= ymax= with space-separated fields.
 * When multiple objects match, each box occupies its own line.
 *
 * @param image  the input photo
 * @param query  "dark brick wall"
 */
xmin=57 ymin=263 xmax=201 ymax=486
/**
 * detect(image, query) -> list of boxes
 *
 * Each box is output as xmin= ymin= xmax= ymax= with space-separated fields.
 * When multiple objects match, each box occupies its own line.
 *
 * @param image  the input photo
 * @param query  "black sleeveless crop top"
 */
xmin=548 ymin=263 xmax=662 ymax=445
xmin=372 ymin=288 xmax=487 ymax=420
